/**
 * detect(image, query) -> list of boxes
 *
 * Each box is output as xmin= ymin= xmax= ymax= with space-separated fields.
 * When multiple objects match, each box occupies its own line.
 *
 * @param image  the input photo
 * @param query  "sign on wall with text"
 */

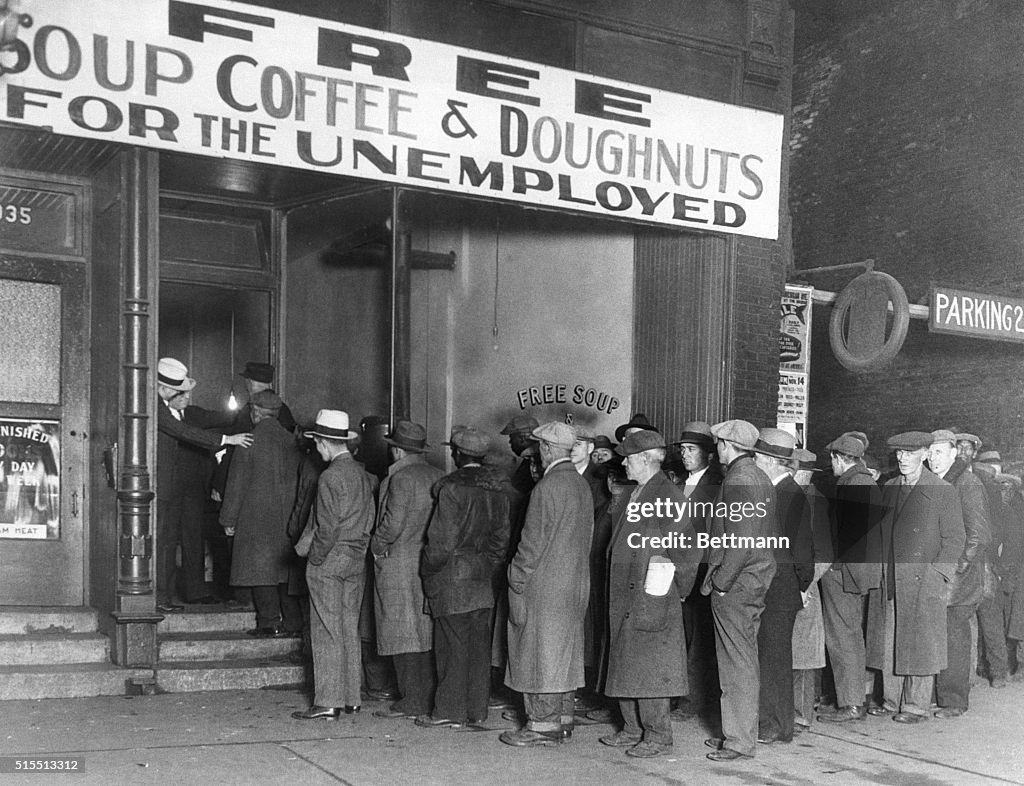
xmin=777 ymin=284 xmax=812 ymax=445
xmin=929 ymin=285 xmax=1024 ymax=344
xmin=0 ymin=0 xmax=784 ymax=238
xmin=0 ymin=418 xmax=60 ymax=539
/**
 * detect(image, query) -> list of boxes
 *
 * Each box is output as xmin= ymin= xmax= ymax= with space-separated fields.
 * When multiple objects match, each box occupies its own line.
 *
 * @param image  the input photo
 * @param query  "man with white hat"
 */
xmin=155 ymin=357 xmax=252 ymax=613
xmin=702 ymin=420 xmax=776 ymax=762
xmin=500 ymin=422 xmax=592 ymax=747
xmin=292 ymin=410 xmax=375 ymax=720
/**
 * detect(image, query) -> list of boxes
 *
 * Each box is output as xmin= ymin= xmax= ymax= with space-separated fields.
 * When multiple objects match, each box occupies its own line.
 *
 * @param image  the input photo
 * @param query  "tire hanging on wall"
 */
xmin=829 ymin=270 xmax=910 ymax=372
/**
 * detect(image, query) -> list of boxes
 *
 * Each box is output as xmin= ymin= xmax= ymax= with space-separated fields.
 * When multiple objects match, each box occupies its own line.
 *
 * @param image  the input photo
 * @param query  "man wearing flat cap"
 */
xmin=292 ymin=410 xmax=375 ymax=720
xmin=750 ymin=428 xmax=815 ymax=745
xmin=818 ymin=432 xmax=883 ymax=724
xmin=927 ymin=430 xmax=992 ymax=718
xmin=954 ymin=433 xmax=982 ymax=467
xmin=599 ymin=430 xmax=701 ymax=758
xmin=155 ymin=357 xmax=253 ymax=612
xmin=501 ymin=422 xmax=592 ymax=747
xmin=219 ymin=391 xmax=302 ymax=636
xmin=702 ymin=420 xmax=776 ymax=762
xmin=369 ymin=421 xmax=444 ymax=720
xmin=865 ymin=431 xmax=965 ymax=724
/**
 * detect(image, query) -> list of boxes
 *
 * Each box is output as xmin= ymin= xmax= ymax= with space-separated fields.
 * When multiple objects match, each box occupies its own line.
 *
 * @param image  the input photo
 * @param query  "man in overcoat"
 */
xmin=370 ymin=421 xmax=444 ymax=719
xmin=928 ymin=429 xmax=991 ymax=718
xmin=702 ymin=419 xmax=776 ymax=762
xmin=291 ymin=410 xmax=375 ymax=720
xmin=500 ymin=422 xmax=592 ymax=747
xmin=865 ymin=431 xmax=966 ymax=724
xmin=818 ymin=433 xmax=883 ymax=723
xmin=750 ymin=428 xmax=815 ymax=744
xmin=420 ymin=427 xmax=510 ymax=728
xmin=219 ymin=391 xmax=301 ymax=635
xmin=599 ymin=430 xmax=701 ymax=758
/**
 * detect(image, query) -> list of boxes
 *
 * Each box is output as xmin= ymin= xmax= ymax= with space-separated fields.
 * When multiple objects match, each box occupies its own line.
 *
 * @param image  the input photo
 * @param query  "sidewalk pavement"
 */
xmin=1 ymin=679 xmax=1023 ymax=785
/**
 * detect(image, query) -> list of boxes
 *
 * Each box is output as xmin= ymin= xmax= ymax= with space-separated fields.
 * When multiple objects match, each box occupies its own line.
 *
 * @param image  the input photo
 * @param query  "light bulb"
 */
xmin=227 ymin=391 xmax=239 ymax=410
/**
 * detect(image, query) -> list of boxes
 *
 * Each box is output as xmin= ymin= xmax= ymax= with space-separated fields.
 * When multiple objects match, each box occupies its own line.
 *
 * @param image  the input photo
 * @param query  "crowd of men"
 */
xmin=154 ymin=356 xmax=1024 ymax=761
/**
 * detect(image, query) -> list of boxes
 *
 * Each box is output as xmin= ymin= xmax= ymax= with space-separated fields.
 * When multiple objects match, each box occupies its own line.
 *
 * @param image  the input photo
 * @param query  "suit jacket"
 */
xmin=604 ymin=471 xmax=701 ymax=697
xmin=306 ymin=452 xmax=375 ymax=575
xmin=701 ymin=454 xmax=776 ymax=597
xmin=941 ymin=458 xmax=992 ymax=607
xmin=156 ymin=401 xmax=225 ymax=501
xmin=764 ymin=474 xmax=816 ymax=611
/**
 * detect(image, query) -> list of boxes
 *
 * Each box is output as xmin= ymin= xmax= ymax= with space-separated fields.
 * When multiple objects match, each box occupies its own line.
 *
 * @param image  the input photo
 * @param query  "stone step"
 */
xmin=158 ymin=610 xmax=256 ymax=634
xmin=0 ymin=663 xmax=152 ymax=701
xmin=0 ymin=632 xmax=110 ymax=666
xmin=0 ymin=606 xmax=99 ymax=635
xmin=155 ymin=658 xmax=307 ymax=693
xmin=159 ymin=631 xmax=302 ymax=662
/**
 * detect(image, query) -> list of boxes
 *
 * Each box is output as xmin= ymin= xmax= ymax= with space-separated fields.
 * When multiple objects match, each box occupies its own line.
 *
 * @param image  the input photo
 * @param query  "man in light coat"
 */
xmin=599 ymin=429 xmax=701 ymax=758
xmin=219 ymin=391 xmax=301 ymax=636
xmin=370 ymin=421 xmax=444 ymax=719
xmin=865 ymin=431 xmax=966 ymax=724
xmin=500 ymin=422 xmax=592 ymax=747
xmin=291 ymin=410 xmax=375 ymax=720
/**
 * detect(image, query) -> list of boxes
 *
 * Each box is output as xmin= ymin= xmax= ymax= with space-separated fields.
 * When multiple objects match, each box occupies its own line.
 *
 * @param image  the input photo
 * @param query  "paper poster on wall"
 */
xmin=778 ymin=284 xmax=812 ymax=444
xmin=0 ymin=418 xmax=61 ymax=539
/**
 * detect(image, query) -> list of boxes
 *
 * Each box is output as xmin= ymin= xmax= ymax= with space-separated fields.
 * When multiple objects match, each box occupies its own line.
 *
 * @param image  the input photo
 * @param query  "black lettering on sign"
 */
xmin=456 ymin=57 xmax=540 ymax=106
xmin=317 ymin=29 xmax=411 ymax=81
xmin=575 ymin=80 xmax=651 ymax=127
xmin=168 ymin=2 xmax=275 ymax=43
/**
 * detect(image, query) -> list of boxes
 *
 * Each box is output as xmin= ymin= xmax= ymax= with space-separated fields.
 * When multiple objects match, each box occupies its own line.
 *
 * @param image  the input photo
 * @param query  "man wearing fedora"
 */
xmin=156 ymin=357 xmax=253 ymax=613
xmin=671 ymin=421 xmax=722 ymax=721
xmin=702 ymin=419 xmax=776 ymax=762
xmin=292 ymin=410 xmax=375 ymax=720
xmin=599 ymin=429 xmax=701 ymax=758
xmin=501 ymin=422 xmax=592 ymax=747
xmin=420 ymin=427 xmax=510 ymax=729
xmin=370 ymin=421 xmax=444 ymax=720
xmin=750 ymin=428 xmax=815 ymax=745
xmin=865 ymin=431 xmax=965 ymax=724
xmin=818 ymin=432 xmax=882 ymax=724
xmin=218 ymin=391 xmax=302 ymax=637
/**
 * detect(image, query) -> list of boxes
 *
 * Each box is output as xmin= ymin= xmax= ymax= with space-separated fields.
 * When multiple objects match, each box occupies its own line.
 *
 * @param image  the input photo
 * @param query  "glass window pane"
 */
xmin=0 ymin=280 xmax=61 ymax=403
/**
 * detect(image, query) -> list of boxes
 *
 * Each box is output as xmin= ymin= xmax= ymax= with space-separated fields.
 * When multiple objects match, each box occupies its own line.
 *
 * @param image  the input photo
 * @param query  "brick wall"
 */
xmin=790 ymin=0 xmax=1024 ymax=462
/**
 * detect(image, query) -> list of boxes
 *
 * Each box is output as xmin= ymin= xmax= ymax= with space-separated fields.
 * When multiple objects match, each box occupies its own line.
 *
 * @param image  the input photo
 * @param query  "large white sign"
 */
xmin=0 ymin=0 xmax=784 ymax=238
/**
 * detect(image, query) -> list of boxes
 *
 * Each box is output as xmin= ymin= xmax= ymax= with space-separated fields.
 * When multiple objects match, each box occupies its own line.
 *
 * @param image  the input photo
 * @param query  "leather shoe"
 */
xmin=501 ymin=709 xmax=522 ymax=723
xmin=415 ymin=715 xmax=464 ymax=728
xmin=818 ymin=704 xmax=866 ymax=723
xmin=362 ymin=688 xmax=396 ymax=701
xmin=626 ymin=740 xmax=671 ymax=758
xmin=247 ymin=626 xmax=282 ymax=638
xmin=499 ymin=728 xmax=561 ymax=747
xmin=156 ymin=602 xmax=183 ymax=613
xmin=373 ymin=708 xmax=416 ymax=719
xmin=600 ymin=731 xmax=642 ymax=747
xmin=707 ymin=748 xmax=751 ymax=762
xmin=867 ymin=701 xmax=898 ymax=716
xmin=933 ymin=707 xmax=965 ymax=719
xmin=892 ymin=711 xmax=926 ymax=724
xmin=291 ymin=706 xmax=340 ymax=720
xmin=344 ymin=705 xmax=360 ymax=714
xmin=704 ymin=737 xmax=724 ymax=750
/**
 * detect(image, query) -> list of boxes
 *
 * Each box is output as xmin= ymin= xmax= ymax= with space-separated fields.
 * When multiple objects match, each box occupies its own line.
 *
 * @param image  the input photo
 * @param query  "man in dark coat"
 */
xmin=599 ymin=430 xmax=701 ymax=758
xmin=219 ymin=391 xmax=301 ymax=636
xmin=751 ymin=428 xmax=815 ymax=745
xmin=672 ymin=421 xmax=723 ymax=720
xmin=865 ymin=431 xmax=966 ymax=724
xmin=993 ymin=474 xmax=1024 ymax=677
xmin=291 ymin=410 xmax=375 ymax=720
xmin=703 ymin=420 xmax=776 ymax=762
xmin=819 ymin=433 xmax=884 ymax=723
xmin=500 ymin=422 xmax=592 ymax=747
xmin=928 ymin=429 xmax=992 ymax=718
xmin=419 ymin=427 xmax=510 ymax=728
xmin=371 ymin=421 xmax=444 ymax=720
xmin=155 ymin=357 xmax=252 ymax=613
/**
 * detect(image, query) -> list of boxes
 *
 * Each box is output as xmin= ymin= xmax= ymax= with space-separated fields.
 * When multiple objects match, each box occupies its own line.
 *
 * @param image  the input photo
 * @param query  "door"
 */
xmin=0 ymin=257 xmax=89 ymax=605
